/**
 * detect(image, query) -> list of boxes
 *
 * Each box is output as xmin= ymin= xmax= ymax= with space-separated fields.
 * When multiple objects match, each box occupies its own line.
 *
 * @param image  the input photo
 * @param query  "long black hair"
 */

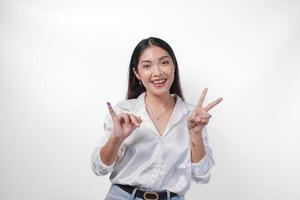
xmin=126 ymin=37 xmax=184 ymax=100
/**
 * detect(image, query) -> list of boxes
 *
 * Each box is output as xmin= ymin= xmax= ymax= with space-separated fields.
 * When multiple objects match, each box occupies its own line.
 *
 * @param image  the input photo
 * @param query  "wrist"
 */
xmin=110 ymin=134 xmax=125 ymax=145
xmin=188 ymin=129 xmax=203 ymax=136
xmin=189 ymin=132 xmax=203 ymax=142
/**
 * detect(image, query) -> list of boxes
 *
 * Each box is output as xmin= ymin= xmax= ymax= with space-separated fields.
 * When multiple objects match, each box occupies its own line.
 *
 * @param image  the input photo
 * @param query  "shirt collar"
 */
xmin=118 ymin=92 xmax=193 ymax=113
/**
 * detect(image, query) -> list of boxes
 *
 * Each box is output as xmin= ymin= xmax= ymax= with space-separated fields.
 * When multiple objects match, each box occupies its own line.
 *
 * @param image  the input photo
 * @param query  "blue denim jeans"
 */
xmin=104 ymin=184 xmax=185 ymax=200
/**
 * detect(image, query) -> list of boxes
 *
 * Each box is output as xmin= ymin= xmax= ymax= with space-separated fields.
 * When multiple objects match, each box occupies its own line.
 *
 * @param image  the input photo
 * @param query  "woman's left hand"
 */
xmin=187 ymin=88 xmax=223 ymax=134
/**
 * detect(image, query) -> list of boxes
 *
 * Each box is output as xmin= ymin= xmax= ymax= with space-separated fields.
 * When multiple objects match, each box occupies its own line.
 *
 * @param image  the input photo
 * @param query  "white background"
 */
xmin=1 ymin=0 xmax=300 ymax=199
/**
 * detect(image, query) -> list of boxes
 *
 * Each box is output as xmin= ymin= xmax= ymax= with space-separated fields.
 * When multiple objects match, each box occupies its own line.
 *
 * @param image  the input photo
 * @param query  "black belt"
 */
xmin=115 ymin=184 xmax=178 ymax=200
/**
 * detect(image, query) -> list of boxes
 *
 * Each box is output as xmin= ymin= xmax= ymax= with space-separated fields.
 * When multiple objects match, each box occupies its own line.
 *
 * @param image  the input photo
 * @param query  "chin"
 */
xmin=148 ymin=86 xmax=171 ymax=96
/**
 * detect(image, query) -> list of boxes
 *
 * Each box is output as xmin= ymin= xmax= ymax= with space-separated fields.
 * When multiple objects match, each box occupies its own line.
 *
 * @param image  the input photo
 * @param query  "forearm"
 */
xmin=100 ymin=133 xmax=124 ymax=166
xmin=189 ymin=131 xmax=206 ymax=163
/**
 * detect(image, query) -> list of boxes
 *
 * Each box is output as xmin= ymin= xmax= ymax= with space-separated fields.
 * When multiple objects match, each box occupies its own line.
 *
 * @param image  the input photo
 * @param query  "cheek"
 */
xmin=167 ymin=67 xmax=175 ymax=79
xmin=139 ymin=71 xmax=151 ymax=82
xmin=169 ymin=74 xmax=175 ymax=85
xmin=161 ymin=64 xmax=174 ymax=74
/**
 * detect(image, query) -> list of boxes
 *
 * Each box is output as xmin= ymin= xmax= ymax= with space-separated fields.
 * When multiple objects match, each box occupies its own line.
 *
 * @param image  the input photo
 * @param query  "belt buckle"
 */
xmin=143 ymin=191 xmax=159 ymax=200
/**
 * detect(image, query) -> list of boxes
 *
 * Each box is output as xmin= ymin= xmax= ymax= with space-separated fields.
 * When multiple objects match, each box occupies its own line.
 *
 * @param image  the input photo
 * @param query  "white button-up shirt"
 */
xmin=91 ymin=92 xmax=215 ymax=196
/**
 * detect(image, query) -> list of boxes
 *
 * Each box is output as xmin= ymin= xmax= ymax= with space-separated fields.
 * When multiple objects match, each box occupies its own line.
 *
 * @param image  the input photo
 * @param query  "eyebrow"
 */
xmin=139 ymin=55 xmax=170 ymax=64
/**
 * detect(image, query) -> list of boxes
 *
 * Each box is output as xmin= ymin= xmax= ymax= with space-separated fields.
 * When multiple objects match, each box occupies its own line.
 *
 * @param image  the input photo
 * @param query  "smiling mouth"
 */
xmin=151 ymin=79 xmax=167 ymax=87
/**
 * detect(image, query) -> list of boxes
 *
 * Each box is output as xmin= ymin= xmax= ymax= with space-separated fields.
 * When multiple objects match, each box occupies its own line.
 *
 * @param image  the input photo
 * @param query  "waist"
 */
xmin=115 ymin=184 xmax=178 ymax=200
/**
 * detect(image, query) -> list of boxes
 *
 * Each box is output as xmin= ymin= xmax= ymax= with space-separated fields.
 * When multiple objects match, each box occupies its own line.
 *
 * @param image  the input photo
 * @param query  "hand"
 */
xmin=107 ymin=102 xmax=142 ymax=141
xmin=187 ymin=88 xmax=223 ymax=134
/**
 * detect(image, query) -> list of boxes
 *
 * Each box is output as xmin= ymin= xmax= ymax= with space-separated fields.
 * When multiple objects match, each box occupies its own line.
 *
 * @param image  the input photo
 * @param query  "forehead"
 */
xmin=139 ymin=46 xmax=170 ymax=61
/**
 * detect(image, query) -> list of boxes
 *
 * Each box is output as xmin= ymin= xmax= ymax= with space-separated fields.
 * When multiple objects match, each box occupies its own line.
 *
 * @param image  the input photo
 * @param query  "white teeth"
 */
xmin=152 ymin=79 xmax=166 ymax=84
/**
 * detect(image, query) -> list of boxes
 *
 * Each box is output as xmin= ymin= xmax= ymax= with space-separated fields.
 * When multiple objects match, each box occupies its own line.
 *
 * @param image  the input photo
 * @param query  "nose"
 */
xmin=152 ymin=64 xmax=162 ymax=76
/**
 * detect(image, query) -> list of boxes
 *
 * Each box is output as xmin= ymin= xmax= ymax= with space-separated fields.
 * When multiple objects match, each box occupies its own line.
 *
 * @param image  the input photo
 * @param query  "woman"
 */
xmin=91 ymin=37 xmax=223 ymax=200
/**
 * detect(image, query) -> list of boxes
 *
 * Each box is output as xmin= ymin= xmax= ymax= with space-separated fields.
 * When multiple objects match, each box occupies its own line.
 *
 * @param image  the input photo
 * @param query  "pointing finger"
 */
xmin=197 ymin=88 xmax=208 ymax=108
xmin=107 ymin=102 xmax=117 ymax=118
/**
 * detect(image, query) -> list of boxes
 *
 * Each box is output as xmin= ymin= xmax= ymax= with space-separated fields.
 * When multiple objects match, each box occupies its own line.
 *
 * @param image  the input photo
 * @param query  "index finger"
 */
xmin=204 ymin=97 xmax=223 ymax=111
xmin=197 ymin=88 xmax=208 ymax=107
xmin=107 ymin=102 xmax=117 ymax=118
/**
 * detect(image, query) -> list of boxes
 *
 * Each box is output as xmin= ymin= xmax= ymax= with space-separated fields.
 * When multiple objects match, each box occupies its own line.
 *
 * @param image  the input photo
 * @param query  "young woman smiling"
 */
xmin=91 ymin=37 xmax=223 ymax=200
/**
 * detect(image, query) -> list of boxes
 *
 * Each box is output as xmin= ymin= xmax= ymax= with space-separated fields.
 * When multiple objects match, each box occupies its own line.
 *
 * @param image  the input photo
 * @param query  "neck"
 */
xmin=144 ymin=92 xmax=174 ymax=109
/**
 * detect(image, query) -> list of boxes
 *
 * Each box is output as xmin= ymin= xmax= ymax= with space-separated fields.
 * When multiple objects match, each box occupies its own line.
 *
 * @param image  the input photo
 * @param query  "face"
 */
xmin=133 ymin=46 xmax=175 ymax=97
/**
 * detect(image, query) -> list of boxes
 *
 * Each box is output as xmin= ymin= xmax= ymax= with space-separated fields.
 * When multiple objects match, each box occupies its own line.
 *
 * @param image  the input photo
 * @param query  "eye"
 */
xmin=161 ymin=60 xmax=169 ymax=65
xmin=143 ymin=64 xmax=151 ymax=69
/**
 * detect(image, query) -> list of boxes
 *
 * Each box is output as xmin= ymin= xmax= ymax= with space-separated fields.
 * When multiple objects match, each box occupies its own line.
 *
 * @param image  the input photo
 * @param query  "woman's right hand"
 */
xmin=107 ymin=102 xmax=142 ymax=142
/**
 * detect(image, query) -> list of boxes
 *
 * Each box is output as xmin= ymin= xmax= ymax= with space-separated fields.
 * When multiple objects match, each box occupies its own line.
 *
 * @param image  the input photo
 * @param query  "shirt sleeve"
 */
xmin=191 ymin=126 xmax=215 ymax=183
xmin=91 ymin=113 xmax=116 ymax=176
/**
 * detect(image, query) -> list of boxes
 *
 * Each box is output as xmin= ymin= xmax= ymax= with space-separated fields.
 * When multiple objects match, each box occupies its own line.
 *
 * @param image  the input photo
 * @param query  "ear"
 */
xmin=133 ymin=68 xmax=141 ymax=80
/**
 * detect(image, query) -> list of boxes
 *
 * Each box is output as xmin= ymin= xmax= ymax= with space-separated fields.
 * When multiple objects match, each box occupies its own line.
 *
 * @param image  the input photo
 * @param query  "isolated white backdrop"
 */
xmin=1 ymin=0 xmax=300 ymax=200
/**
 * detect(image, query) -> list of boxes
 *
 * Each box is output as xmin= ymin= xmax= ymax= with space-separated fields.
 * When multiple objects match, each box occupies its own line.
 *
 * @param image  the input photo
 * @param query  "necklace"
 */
xmin=146 ymin=105 xmax=171 ymax=120
xmin=145 ymin=97 xmax=175 ymax=121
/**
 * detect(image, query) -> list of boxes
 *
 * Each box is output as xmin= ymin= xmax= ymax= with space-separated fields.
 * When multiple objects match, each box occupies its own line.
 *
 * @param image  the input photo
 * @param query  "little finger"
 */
xmin=129 ymin=114 xmax=140 ymax=127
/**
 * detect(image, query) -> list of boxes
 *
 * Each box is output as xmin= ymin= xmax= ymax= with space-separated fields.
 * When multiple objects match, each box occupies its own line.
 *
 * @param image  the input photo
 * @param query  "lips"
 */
xmin=151 ymin=79 xmax=166 ymax=84
xmin=151 ymin=79 xmax=167 ymax=88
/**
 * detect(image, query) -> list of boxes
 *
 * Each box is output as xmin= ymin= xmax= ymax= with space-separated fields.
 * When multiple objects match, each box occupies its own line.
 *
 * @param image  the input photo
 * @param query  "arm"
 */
xmin=189 ymin=127 xmax=215 ymax=183
xmin=91 ymin=103 xmax=142 ymax=176
xmin=186 ymin=88 xmax=222 ymax=183
xmin=100 ymin=134 xmax=124 ymax=166
xmin=91 ymin=114 xmax=117 ymax=176
xmin=189 ymin=130 xmax=206 ymax=163
xmin=91 ymin=131 xmax=125 ymax=176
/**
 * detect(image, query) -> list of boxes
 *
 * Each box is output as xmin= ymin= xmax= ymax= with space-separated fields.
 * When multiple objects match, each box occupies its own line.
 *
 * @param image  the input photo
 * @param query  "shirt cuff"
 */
xmin=91 ymin=147 xmax=115 ymax=176
xmin=191 ymin=154 xmax=215 ymax=183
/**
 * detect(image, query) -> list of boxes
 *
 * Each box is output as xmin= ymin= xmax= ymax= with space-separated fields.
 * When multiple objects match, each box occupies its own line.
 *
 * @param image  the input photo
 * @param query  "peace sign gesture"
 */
xmin=187 ymin=88 xmax=223 ymax=134
xmin=107 ymin=102 xmax=142 ymax=141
